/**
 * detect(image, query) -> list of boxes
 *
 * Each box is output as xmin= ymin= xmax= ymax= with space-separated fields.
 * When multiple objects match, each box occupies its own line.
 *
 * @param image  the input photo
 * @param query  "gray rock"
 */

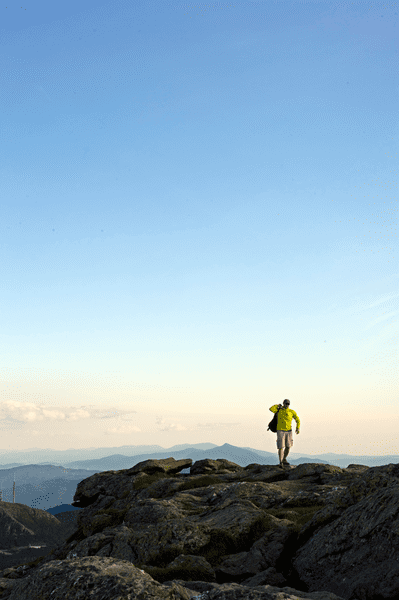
xmin=241 ymin=567 xmax=288 ymax=588
xmin=217 ymin=519 xmax=295 ymax=578
xmin=127 ymin=457 xmax=193 ymax=476
xmin=166 ymin=554 xmax=216 ymax=581
xmin=293 ymin=473 xmax=399 ymax=600
xmin=190 ymin=459 xmax=243 ymax=475
xmin=3 ymin=556 xmax=194 ymax=599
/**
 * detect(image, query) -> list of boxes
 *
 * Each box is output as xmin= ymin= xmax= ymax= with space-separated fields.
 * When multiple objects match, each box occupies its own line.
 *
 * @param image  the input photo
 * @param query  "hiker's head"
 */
xmin=283 ymin=399 xmax=290 ymax=407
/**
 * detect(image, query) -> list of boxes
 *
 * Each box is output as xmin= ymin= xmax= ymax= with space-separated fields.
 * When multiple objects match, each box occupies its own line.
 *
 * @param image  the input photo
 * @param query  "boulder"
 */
xmin=216 ymin=518 xmax=296 ymax=580
xmin=164 ymin=553 xmax=216 ymax=581
xmin=71 ymin=457 xmax=192 ymax=508
xmin=285 ymin=463 xmax=344 ymax=482
xmin=190 ymin=459 xmax=243 ymax=475
xmin=3 ymin=556 xmax=194 ymax=599
xmin=241 ymin=567 xmax=288 ymax=588
xmin=1 ymin=459 xmax=398 ymax=599
xmin=126 ymin=457 xmax=193 ymax=476
xmin=165 ymin=580 xmax=346 ymax=600
xmin=293 ymin=479 xmax=399 ymax=600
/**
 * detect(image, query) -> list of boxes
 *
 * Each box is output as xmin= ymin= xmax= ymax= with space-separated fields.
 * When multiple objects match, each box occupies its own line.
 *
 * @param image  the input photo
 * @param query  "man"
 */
xmin=269 ymin=399 xmax=300 ymax=468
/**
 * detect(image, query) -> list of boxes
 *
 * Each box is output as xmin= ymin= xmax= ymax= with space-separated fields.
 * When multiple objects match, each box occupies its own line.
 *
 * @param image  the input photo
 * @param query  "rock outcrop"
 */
xmin=0 ymin=456 xmax=398 ymax=599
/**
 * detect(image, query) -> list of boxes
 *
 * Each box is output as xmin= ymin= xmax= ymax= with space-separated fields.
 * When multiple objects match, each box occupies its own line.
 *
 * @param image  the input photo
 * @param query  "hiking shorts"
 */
xmin=276 ymin=430 xmax=293 ymax=449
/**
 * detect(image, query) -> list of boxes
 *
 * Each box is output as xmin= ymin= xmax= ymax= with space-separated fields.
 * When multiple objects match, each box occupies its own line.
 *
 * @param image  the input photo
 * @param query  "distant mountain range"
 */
xmin=0 ymin=443 xmax=217 ymax=469
xmin=1 ymin=442 xmax=397 ymax=470
xmin=0 ymin=442 xmax=397 ymax=514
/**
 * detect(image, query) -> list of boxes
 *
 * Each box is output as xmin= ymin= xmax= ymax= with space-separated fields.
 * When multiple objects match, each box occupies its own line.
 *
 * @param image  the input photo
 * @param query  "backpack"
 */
xmin=267 ymin=406 xmax=281 ymax=433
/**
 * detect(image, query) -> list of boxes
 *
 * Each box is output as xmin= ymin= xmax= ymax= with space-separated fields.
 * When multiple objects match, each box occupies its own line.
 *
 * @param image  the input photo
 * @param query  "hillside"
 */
xmin=0 ymin=502 xmax=79 ymax=572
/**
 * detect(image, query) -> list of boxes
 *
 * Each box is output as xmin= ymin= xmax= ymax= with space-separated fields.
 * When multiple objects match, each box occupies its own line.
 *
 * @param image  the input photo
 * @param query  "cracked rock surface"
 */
xmin=0 ymin=457 xmax=397 ymax=599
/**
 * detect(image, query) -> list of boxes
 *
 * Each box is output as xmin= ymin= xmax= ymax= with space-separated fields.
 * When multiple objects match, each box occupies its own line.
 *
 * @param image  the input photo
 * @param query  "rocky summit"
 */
xmin=0 ymin=456 xmax=398 ymax=600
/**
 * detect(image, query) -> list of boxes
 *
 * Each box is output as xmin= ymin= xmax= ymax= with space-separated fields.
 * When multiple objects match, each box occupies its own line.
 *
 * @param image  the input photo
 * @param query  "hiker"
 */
xmin=269 ymin=399 xmax=300 ymax=467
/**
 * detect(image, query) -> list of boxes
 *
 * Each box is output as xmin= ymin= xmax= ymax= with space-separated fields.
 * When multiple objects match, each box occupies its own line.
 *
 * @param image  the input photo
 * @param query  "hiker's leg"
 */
xmin=277 ymin=431 xmax=284 ymax=463
xmin=284 ymin=431 xmax=293 ymax=459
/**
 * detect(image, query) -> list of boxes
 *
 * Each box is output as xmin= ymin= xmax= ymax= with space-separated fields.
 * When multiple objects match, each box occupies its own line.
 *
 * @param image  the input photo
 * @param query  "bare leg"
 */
xmin=284 ymin=447 xmax=290 ymax=460
xmin=278 ymin=448 xmax=284 ymax=463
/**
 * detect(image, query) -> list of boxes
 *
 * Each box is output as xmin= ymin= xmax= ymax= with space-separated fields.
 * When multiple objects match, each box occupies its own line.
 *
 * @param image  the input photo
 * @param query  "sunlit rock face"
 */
xmin=1 ymin=457 xmax=398 ymax=600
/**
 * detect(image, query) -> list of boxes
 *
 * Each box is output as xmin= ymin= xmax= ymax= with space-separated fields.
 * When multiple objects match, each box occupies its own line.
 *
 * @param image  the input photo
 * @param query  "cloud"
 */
xmin=0 ymin=401 xmax=138 ymax=423
xmin=0 ymin=401 xmax=66 ymax=423
xmin=155 ymin=415 xmax=240 ymax=432
xmin=66 ymin=409 xmax=91 ymax=421
xmin=363 ymin=309 xmax=399 ymax=331
xmin=194 ymin=422 xmax=241 ymax=429
xmin=104 ymin=424 xmax=141 ymax=434
xmin=155 ymin=415 xmax=187 ymax=431
xmin=158 ymin=423 xmax=188 ymax=431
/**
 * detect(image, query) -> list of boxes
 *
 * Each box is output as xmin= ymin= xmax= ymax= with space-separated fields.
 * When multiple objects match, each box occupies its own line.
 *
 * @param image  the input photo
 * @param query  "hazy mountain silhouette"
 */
xmin=46 ymin=503 xmax=81 ymax=515
xmin=61 ymin=443 xmax=274 ymax=471
xmin=0 ymin=443 xmax=218 ymax=468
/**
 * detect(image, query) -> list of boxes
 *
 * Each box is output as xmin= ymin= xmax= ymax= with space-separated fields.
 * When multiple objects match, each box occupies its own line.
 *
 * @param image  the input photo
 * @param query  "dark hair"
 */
xmin=283 ymin=399 xmax=290 ymax=404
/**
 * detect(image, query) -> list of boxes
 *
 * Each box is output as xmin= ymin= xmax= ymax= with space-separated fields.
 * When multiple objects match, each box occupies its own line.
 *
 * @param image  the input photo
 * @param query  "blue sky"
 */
xmin=0 ymin=0 xmax=397 ymax=455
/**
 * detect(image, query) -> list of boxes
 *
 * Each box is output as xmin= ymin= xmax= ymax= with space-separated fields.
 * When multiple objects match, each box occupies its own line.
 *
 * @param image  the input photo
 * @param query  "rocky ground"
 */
xmin=0 ymin=456 xmax=398 ymax=600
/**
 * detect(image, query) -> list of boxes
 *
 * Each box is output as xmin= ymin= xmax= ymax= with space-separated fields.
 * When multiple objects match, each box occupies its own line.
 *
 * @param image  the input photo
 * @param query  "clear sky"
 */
xmin=0 ymin=0 xmax=397 ymax=457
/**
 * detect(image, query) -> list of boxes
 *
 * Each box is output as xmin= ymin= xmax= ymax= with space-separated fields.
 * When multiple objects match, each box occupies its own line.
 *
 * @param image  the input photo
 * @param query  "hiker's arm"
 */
xmin=269 ymin=404 xmax=280 ymax=413
xmin=294 ymin=412 xmax=300 ymax=432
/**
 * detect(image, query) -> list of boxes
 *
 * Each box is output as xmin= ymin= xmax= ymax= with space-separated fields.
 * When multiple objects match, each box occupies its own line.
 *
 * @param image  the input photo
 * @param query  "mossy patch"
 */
xmin=143 ymin=564 xmax=215 ymax=583
xmin=146 ymin=546 xmax=182 ymax=568
xmin=132 ymin=472 xmax=175 ymax=491
xmin=88 ymin=508 xmax=128 ymax=534
xmin=196 ymin=529 xmax=237 ymax=566
xmin=237 ymin=514 xmax=279 ymax=550
xmin=65 ymin=525 xmax=86 ymax=544
xmin=267 ymin=503 xmax=325 ymax=533
xmin=176 ymin=475 xmax=223 ymax=492
xmin=174 ymin=498 xmax=204 ymax=515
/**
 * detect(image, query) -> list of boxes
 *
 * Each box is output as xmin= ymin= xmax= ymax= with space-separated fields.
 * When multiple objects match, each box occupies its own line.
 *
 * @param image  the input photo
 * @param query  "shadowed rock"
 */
xmin=126 ymin=457 xmax=193 ymax=476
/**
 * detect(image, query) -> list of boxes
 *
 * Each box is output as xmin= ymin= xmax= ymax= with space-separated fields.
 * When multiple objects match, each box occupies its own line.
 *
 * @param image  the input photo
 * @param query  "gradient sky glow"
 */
xmin=1 ymin=0 xmax=398 ymax=456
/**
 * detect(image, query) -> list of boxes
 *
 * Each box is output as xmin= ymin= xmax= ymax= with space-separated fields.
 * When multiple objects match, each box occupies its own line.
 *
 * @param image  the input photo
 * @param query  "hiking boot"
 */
xmin=278 ymin=462 xmax=285 ymax=468
xmin=282 ymin=459 xmax=290 ymax=466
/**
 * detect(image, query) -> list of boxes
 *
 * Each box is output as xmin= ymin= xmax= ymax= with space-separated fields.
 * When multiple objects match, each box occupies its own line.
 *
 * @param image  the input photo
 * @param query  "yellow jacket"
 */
xmin=269 ymin=405 xmax=300 ymax=431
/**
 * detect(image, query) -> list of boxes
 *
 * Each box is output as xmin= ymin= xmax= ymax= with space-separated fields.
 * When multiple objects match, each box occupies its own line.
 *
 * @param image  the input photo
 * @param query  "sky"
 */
xmin=0 ymin=0 xmax=397 ymax=457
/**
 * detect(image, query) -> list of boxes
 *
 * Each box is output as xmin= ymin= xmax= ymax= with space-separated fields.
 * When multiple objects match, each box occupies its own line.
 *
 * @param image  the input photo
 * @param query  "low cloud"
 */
xmin=158 ymin=423 xmax=188 ymax=431
xmin=195 ymin=422 xmax=241 ymax=429
xmin=0 ymin=401 xmax=137 ymax=423
xmin=155 ymin=415 xmax=239 ymax=432
xmin=155 ymin=415 xmax=188 ymax=432
xmin=0 ymin=401 xmax=68 ymax=423
xmin=104 ymin=424 xmax=141 ymax=434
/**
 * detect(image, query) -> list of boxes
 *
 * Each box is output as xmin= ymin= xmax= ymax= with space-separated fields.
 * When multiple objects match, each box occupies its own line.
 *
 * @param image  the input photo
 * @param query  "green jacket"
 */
xmin=269 ymin=405 xmax=300 ymax=431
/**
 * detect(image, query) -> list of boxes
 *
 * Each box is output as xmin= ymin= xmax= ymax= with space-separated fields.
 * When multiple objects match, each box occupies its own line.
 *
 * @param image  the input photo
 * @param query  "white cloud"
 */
xmin=0 ymin=401 xmax=54 ymax=422
xmin=0 ymin=401 xmax=139 ymax=423
xmin=195 ymin=422 xmax=241 ymax=429
xmin=154 ymin=415 xmax=240 ymax=432
xmin=104 ymin=424 xmax=141 ymax=434
xmin=159 ymin=423 xmax=188 ymax=431
xmin=66 ymin=409 xmax=91 ymax=421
